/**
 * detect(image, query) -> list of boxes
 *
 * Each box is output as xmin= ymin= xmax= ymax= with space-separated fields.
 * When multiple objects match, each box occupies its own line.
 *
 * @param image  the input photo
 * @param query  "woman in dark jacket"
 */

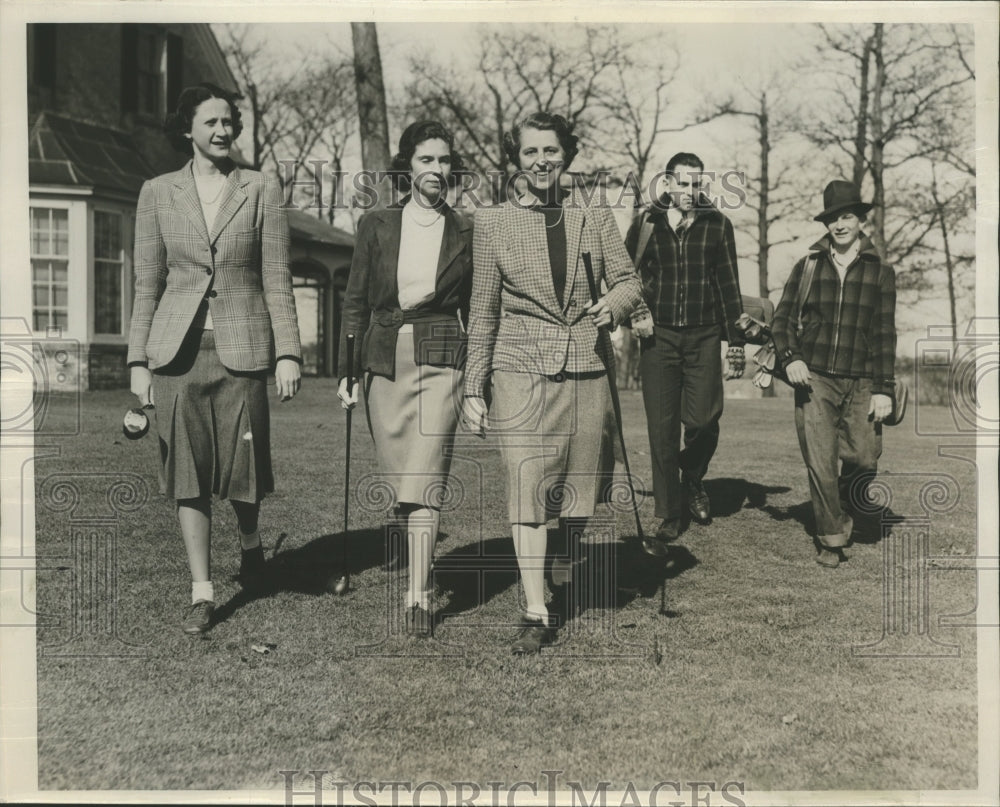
xmin=337 ymin=120 xmax=473 ymax=637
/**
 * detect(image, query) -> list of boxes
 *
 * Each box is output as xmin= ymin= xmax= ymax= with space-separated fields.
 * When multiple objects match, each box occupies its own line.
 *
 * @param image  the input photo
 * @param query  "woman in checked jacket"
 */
xmin=127 ymin=83 xmax=302 ymax=636
xmin=461 ymin=112 xmax=643 ymax=655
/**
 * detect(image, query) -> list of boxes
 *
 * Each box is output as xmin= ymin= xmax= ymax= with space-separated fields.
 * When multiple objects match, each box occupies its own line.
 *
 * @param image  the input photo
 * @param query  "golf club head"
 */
xmin=327 ymin=574 xmax=350 ymax=596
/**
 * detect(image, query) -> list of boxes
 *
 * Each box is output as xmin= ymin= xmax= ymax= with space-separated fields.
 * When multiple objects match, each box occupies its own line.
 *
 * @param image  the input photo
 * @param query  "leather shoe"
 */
xmin=642 ymin=519 xmax=678 ymax=557
xmin=511 ymin=618 xmax=553 ymax=655
xmin=816 ymin=547 xmax=843 ymax=568
xmin=405 ymin=604 xmax=431 ymax=638
xmin=238 ymin=545 xmax=268 ymax=591
xmin=686 ymin=479 xmax=712 ymax=524
xmin=182 ymin=599 xmax=214 ymax=635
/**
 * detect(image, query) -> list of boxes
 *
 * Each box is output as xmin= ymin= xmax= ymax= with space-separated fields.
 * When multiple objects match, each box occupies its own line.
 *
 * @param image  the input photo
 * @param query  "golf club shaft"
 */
xmin=342 ymin=333 xmax=355 ymax=579
xmin=581 ymin=252 xmax=645 ymax=541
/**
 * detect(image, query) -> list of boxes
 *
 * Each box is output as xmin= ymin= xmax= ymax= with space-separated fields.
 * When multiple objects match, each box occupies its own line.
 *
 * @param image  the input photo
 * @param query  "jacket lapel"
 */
xmin=210 ymin=166 xmax=249 ymax=244
xmin=171 ymin=162 xmax=210 ymax=245
xmin=436 ymin=207 xmax=471 ymax=285
xmin=376 ymin=206 xmax=403 ymax=301
xmin=562 ymin=202 xmax=585 ymax=313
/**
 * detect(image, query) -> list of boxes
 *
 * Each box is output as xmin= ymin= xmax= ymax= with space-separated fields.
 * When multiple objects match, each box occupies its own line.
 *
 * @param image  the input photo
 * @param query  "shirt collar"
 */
xmin=515 ymin=184 xmax=567 ymax=209
xmin=810 ymin=233 xmax=881 ymax=260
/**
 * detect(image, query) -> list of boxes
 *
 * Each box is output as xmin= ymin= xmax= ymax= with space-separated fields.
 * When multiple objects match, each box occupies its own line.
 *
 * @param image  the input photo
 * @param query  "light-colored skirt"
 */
xmin=491 ymin=369 xmax=609 ymax=524
xmin=365 ymin=330 xmax=464 ymax=509
xmin=152 ymin=328 xmax=272 ymax=503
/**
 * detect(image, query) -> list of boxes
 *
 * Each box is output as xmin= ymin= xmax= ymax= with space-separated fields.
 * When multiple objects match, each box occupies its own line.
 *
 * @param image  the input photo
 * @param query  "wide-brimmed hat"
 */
xmin=814 ymin=180 xmax=874 ymax=222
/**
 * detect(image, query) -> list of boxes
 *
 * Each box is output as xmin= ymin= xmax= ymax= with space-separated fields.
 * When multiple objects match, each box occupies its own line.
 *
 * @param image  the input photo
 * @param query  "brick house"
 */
xmin=26 ymin=23 xmax=353 ymax=389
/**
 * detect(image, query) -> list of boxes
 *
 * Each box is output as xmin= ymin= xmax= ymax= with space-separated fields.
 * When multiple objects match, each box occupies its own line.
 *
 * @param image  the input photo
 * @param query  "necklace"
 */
xmin=404 ymin=200 xmax=443 ymax=228
xmin=194 ymin=173 xmax=226 ymax=205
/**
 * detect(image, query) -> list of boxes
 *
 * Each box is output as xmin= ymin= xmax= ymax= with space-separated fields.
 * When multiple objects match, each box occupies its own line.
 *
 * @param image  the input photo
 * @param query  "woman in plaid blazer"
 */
xmin=127 ymin=84 xmax=302 ymax=635
xmin=337 ymin=121 xmax=473 ymax=638
xmin=461 ymin=112 xmax=643 ymax=654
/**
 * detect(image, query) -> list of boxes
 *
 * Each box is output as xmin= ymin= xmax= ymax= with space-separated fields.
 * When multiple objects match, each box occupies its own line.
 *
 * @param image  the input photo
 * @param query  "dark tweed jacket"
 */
xmin=337 ymin=199 xmax=473 ymax=380
xmin=772 ymin=235 xmax=896 ymax=396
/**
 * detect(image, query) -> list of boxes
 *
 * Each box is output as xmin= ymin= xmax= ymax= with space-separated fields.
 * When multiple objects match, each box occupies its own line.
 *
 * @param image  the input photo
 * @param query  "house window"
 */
xmin=137 ymin=30 xmax=165 ymax=117
xmin=121 ymin=25 xmax=183 ymax=119
xmin=30 ymin=208 xmax=69 ymax=332
xmin=94 ymin=211 xmax=124 ymax=335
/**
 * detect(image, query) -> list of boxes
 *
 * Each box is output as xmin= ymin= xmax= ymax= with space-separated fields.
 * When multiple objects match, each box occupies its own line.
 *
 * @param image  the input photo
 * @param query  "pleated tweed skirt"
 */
xmin=365 ymin=330 xmax=464 ymax=509
xmin=491 ymin=369 xmax=609 ymax=524
xmin=152 ymin=328 xmax=273 ymax=503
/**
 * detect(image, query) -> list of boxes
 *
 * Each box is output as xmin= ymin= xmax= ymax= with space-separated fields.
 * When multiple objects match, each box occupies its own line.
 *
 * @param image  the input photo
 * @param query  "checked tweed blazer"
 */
xmin=464 ymin=189 xmax=643 ymax=398
xmin=127 ymin=162 xmax=302 ymax=372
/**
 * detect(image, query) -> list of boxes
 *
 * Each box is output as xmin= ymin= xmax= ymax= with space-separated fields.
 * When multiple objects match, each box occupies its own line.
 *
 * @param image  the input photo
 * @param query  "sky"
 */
xmin=209 ymin=19 xmax=983 ymax=358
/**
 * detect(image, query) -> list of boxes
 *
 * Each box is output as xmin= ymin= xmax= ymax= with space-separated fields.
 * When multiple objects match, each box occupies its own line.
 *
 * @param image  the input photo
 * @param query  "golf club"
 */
xmin=582 ymin=252 xmax=647 ymax=546
xmin=329 ymin=333 xmax=355 ymax=596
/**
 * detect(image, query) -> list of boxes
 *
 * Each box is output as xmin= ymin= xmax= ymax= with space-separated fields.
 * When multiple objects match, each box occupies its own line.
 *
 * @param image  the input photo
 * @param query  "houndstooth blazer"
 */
xmin=464 ymin=188 xmax=643 ymax=399
xmin=127 ymin=161 xmax=302 ymax=372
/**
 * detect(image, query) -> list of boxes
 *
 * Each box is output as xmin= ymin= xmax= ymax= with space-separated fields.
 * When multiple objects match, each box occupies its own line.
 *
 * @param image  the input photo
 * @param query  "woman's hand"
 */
xmin=275 ymin=358 xmax=301 ymax=401
xmin=461 ymin=396 xmax=488 ymax=438
xmin=631 ymin=312 xmax=654 ymax=339
xmin=587 ymin=297 xmax=614 ymax=329
xmin=785 ymin=359 xmax=811 ymax=387
xmin=130 ymin=366 xmax=154 ymax=407
xmin=337 ymin=376 xmax=359 ymax=410
xmin=869 ymin=394 xmax=892 ymax=423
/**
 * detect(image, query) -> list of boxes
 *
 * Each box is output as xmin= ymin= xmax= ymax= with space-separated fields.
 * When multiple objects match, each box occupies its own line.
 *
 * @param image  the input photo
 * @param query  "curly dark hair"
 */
xmin=163 ymin=83 xmax=244 ymax=155
xmin=502 ymin=112 xmax=579 ymax=170
xmin=389 ymin=120 xmax=465 ymax=190
xmin=665 ymin=152 xmax=704 ymax=176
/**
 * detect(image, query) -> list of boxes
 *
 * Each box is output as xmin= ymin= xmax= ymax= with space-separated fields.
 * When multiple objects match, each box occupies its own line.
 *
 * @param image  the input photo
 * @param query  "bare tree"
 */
xmin=402 ymin=25 xmax=638 ymax=201
xmin=222 ymin=25 xmax=358 ymax=227
xmin=221 ymin=24 xmax=307 ymax=171
xmin=806 ymin=23 xmax=975 ymax=258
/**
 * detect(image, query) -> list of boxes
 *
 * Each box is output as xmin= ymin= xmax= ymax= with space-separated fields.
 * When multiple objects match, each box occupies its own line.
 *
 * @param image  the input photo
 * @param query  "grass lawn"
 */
xmin=32 ymin=379 xmax=980 ymax=793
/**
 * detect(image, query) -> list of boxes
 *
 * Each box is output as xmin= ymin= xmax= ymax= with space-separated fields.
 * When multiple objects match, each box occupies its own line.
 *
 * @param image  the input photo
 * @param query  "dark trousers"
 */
xmin=794 ymin=373 xmax=882 ymax=547
xmin=639 ymin=324 xmax=724 ymax=521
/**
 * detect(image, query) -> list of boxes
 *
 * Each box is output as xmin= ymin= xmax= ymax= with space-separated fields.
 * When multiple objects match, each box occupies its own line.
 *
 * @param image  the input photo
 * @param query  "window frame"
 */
xmin=29 ymin=204 xmax=72 ymax=334
xmin=89 ymin=203 xmax=135 ymax=345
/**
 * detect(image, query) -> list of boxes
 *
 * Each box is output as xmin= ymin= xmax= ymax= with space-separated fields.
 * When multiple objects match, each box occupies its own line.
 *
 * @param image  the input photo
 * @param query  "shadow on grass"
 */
xmin=434 ymin=532 xmax=699 ymax=621
xmin=755 ymin=494 xmax=900 ymax=547
xmin=211 ymin=526 xmax=390 ymax=627
xmin=703 ymin=477 xmax=793 ymax=518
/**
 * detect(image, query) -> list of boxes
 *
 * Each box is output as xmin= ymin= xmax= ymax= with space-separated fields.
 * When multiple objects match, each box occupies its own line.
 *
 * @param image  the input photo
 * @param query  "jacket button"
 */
xmin=210 ymin=245 xmax=217 ymax=255
xmin=207 ymin=290 xmax=217 ymax=298
xmin=206 ymin=268 xmax=213 ymax=275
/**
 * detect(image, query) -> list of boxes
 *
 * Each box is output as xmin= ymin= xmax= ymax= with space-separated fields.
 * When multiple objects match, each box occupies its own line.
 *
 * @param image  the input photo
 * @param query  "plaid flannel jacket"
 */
xmin=127 ymin=162 xmax=302 ymax=372
xmin=625 ymin=202 xmax=745 ymax=346
xmin=464 ymin=189 xmax=643 ymax=399
xmin=771 ymin=235 xmax=896 ymax=396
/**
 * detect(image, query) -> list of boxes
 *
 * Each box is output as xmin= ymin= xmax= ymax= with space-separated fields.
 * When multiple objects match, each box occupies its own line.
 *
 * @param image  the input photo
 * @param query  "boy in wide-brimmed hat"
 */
xmin=771 ymin=180 xmax=897 ymax=568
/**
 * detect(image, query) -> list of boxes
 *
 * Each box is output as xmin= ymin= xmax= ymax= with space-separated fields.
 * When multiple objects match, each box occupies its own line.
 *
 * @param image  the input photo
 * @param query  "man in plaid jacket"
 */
xmin=625 ymin=152 xmax=746 ymax=551
xmin=771 ymin=180 xmax=897 ymax=568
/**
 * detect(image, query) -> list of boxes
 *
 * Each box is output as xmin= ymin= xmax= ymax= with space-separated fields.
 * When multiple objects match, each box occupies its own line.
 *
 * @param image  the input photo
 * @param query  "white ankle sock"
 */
xmin=192 ymin=581 xmax=214 ymax=604
xmin=239 ymin=529 xmax=261 ymax=551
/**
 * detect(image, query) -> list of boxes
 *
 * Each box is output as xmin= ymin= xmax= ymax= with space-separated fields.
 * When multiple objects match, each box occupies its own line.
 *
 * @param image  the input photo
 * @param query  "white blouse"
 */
xmin=397 ymin=199 xmax=445 ymax=312
xmin=195 ymin=173 xmax=226 ymax=330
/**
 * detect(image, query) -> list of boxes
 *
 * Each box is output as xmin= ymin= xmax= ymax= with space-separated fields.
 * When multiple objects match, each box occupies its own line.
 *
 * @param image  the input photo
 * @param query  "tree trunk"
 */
xmin=756 ymin=96 xmax=775 ymax=398
xmin=868 ymin=24 xmax=887 ymax=255
xmin=351 ymin=23 xmax=392 ymax=209
xmin=249 ymin=82 xmax=262 ymax=171
xmin=852 ymin=31 xmax=874 ymax=189
xmin=757 ymin=95 xmax=770 ymax=299
xmin=931 ymin=168 xmax=959 ymax=341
